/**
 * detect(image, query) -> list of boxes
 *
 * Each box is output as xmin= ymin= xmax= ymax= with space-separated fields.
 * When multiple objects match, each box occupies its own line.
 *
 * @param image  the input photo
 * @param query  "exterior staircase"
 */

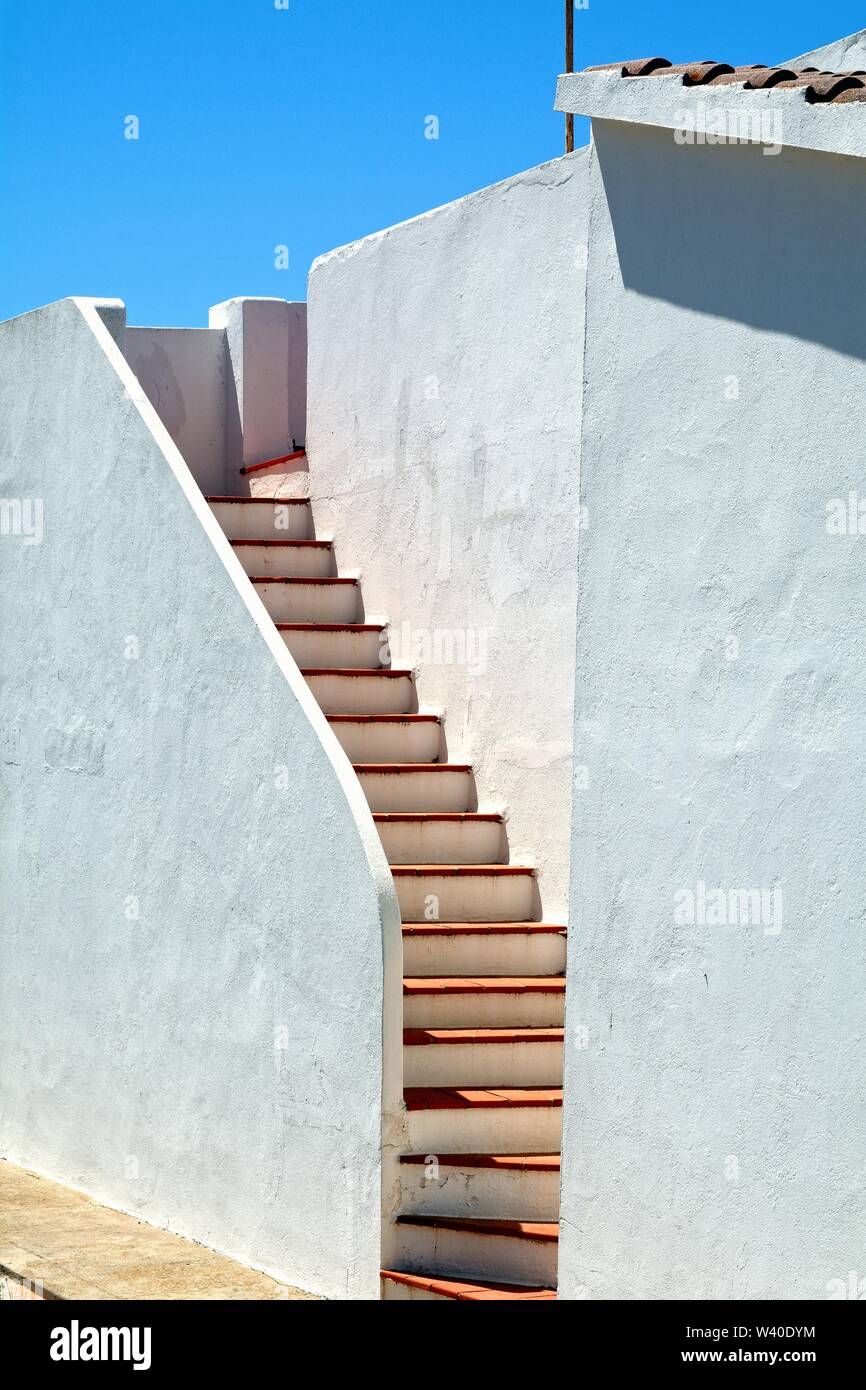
xmin=207 ymin=483 xmax=566 ymax=1301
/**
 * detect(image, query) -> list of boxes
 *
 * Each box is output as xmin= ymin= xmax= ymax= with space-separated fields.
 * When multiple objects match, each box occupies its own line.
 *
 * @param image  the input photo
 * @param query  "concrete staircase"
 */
xmin=207 ymin=485 xmax=566 ymax=1302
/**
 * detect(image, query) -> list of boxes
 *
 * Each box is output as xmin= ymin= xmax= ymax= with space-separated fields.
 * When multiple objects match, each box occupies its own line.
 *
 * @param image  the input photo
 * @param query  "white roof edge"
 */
xmin=309 ymin=149 xmax=588 ymax=278
xmin=555 ymin=70 xmax=866 ymax=160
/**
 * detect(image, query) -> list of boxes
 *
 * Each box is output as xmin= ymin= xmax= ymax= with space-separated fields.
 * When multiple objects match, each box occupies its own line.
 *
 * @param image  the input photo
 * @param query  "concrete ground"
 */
xmin=0 ymin=1161 xmax=317 ymax=1300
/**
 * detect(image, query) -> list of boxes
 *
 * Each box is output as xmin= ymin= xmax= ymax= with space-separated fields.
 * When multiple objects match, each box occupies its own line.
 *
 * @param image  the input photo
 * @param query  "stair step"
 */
xmin=399 ymin=1149 xmax=561 ymax=1220
xmin=401 ymin=1151 xmax=561 ymax=1171
xmin=405 ymin=1024 xmax=563 ymax=1042
xmin=375 ymin=813 xmax=505 ymax=864
xmin=402 ymin=922 xmax=567 ymax=977
xmin=404 ymin=1086 xmax=562 ymax=1154
xmin=302 ymin=669 xmax=415 ymax=715
xmin=404 ymin=975 xmax=565 ymax=995
xmin=207 ymin=495 xmax=312 ymax=540
xmin=240 ymin=449 xmax=307 ymax=492
xmin=403 ymin=1027 xmax=564 ymax=1087
xmin=398 ymin=1213 xmax=558 ymax=1238
xmin=393 ymin=1215 xmax=559 ymax=1287
xmin=392 ymin=864 xmax=536 ymax=923
xmin=354 ymin=764 xmax=473 ymax=814
xmin=277 ymin=623 xmax=385 ymax=669
xmin=403 ymin=973 xmax=564 ymax=1028
xmin=231 ymin=540 xmax=333 ymax=577
xmin=211 ymin=473 xmax=567 ymax=1297
xmin=328 ymin=715 xmax=442 ymax=764
xmin=380 ymin=1269 xmax=556 ymax=1301
xmin=405 ymin=1084 xmax=563 ymax=1109
xmin=252 ymin=576 xmax=359 ymax=623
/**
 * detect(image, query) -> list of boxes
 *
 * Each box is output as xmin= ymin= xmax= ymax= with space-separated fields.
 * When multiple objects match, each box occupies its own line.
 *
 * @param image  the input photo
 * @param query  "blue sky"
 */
xmin=0 ymin=1 xmax=862 ymax=326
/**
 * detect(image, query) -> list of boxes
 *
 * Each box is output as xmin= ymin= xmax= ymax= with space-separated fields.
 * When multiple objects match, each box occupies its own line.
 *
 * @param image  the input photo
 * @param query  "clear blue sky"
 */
xmin=0 ymin=1 xmax=862 ymax=326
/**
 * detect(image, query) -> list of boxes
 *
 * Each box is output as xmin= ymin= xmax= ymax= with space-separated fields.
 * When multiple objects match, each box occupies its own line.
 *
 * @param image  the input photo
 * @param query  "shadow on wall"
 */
xmin=594 ymin=119 xmax=866 ymax=361
xmin=131 ymin=338 xmax=188 ymax=439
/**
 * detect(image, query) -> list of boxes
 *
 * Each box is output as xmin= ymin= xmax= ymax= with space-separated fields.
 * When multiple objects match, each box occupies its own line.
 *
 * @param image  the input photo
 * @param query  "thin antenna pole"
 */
xmin=565 ymin=0 xmax=574 ymax=153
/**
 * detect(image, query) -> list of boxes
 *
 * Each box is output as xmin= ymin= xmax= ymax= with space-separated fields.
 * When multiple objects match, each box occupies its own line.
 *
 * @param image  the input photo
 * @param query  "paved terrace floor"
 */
xmin=0 ymin=1161 xmax=317 ymax=1300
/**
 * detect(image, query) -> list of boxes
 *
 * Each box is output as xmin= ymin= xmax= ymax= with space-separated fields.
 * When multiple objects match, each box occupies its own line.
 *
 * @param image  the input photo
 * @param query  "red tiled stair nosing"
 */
xmin=404 ymin=1026 xmax=564 ymax=1046
xmin=374 ymin=812 xmax=502 ymax=823
xmin=239 ymin=448 xmax=305 ymax=476
xmin=391 ymin=864 xmax=534 ymax=878
xmin=231 ymin=538 xmax=332 ymax=548
xmin=353 ymin=762 xmax=470 ymax=773
xmin=250 ymin=576 xmax=357 ymax=585
xmin=402 ymin=921 xmax=565 ymax=936
xmin=403 ymin=976 xmax=564 ymax=994
xmin=396 ymin=1214 xmax=559 ymax=1242
xmin=404 ymin=1086 xmax=562 ymax=1111
xmin=399 ymin=1152 xmax=560 ymax=1172
xmin=205 ymin=495 xmax=309 ymax=504
xmin=328 ymin=713 xmax=439 ymax=723
xmin=302 ymin=668 xmax=413 ymax=678
xmin=276 ymin=623 xmax=385 ymax=633
xmin=380 ymin=1269 xmax=556 ymax=1300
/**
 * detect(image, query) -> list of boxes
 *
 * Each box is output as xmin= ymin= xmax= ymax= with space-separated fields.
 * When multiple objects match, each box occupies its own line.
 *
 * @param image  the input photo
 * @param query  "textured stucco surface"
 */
xmin=0 ymin=298 xmax=402 ymax=1300
xmin=306 ymin=153 xmax=587 ymax=920
xmin=125 ymin=327 xmax=226 ymax=494
xmin=559 ymin=123 xmax=866 ymax=1298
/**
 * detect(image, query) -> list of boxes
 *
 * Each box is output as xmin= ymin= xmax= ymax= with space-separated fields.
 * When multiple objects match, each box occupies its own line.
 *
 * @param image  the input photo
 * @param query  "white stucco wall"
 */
xmin=125 ymin=326 xmax=226 ymax=495
xmin=209 ymin=298 xmax=308 ymax=480
xmin=0 ymin=297 xmax=403 ymax=1300
xmin=125 ymin=301 xmax=309 ymax=497
xmin=306 ymin=154 xmax=587 ymax=920
xmin=559 ymin=122 xmax=866 ymax=1298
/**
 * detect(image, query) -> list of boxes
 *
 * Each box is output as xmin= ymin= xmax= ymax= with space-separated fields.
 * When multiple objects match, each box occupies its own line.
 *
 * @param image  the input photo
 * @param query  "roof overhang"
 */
xmin=556 ymin=70 xmax=866 ymax=160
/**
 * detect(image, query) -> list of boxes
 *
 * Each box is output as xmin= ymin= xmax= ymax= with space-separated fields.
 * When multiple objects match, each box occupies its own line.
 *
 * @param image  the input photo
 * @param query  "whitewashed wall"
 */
xmin=0 ymin=297 xmax=403 ymax=1300
xmin=559 ymin=122 xmax=866 ymax=1299
xmin=306 ymin=153 xmax=588 ymax=920
xmin=125 ymin=299 xmax=309 ymax=497
xmin=125 ymin=326 xmax=226 ymax=495
xmin=209 ymin=298 xmax=308 ymax=479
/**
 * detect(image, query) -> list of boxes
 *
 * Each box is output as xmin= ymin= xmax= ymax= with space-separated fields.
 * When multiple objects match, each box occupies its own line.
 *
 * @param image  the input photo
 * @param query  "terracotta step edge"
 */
xmin=380 ymin=1269 xmax=556 ymax=1300
xmin=395 ymin=1214 xmax=559 ymax=1241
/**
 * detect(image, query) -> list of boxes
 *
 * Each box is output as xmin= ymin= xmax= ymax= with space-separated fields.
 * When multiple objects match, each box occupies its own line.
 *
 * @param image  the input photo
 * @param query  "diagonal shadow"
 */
xmin=593 ymin=117 xmax=866 ymax=362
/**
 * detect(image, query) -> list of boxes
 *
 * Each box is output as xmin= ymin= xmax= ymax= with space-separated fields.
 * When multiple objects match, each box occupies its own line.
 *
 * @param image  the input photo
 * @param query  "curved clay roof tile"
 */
xmin=774 ymin=73 xmax=826 ymax=89
xmin=580 ymin=55 xmax=866 ymax=105
xmin=708 ymin=65 xmax=771 ymax=86
xmin=584 ymin=58 xmax=671 ymax=76
xmin=679 ymin=63 xmax=737 ymax=85
xmin=828 ymin=84 xmax=866 ymax=102
xmin=804 ymin=73 xmax=866 ymax=101
xmin=744 ymin=68 xmax=798 ymax=88
xmin=621 ymin=57 xmax=672 ymax=77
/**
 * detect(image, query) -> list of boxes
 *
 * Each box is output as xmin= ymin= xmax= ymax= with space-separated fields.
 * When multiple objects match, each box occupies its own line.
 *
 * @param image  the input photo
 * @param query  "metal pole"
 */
xmin=565 ymin=0 xmax=574 ymax=153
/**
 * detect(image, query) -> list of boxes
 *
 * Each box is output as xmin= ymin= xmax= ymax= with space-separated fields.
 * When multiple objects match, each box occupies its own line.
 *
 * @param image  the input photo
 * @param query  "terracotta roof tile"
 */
xmin=585 ymin=57 xmax=671 ymax=77
xmin=583 ymin=56 xmax=866 ymax=104
xmin=800 ymin=72 xmax=866 ymax=102
xmin=705 ymin=67 xmax=773 ymax=87
xmin=828 ymin=85 xmax=866 ymax=104
xmin=743 ymin=67 xmax=798 ymax=89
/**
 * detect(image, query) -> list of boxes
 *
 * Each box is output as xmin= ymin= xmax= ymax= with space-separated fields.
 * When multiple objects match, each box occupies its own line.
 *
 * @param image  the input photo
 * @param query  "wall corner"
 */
xmin=209 ymin=297 xmax=307 ymax=484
